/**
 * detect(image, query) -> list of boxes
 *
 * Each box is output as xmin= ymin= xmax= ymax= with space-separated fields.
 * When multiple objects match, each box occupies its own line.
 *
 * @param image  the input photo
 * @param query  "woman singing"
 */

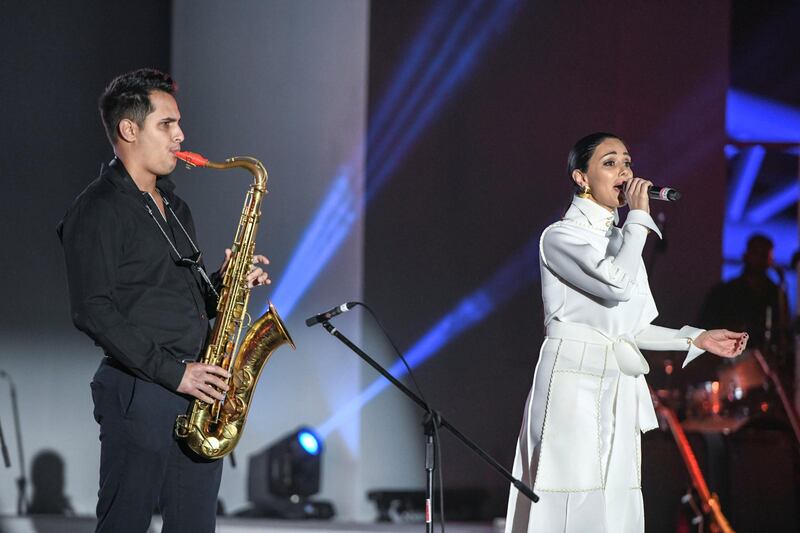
xmin=504 ymin=132 xmax=748 ymax=532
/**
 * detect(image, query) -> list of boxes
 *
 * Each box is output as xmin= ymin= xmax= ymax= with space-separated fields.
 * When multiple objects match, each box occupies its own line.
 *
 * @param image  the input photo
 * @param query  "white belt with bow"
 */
xmin=546 ymin=320 xmax=659 ymax=433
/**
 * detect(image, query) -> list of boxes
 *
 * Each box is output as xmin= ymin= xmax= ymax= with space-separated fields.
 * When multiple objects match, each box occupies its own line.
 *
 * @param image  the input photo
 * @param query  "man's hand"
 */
xmin=693 ymin=329 xmax=749 ymax=358
xmin=177 ymin=362 xmax=230 ymax=404
xmin=219 ymin=248 xmax=271 ymax=288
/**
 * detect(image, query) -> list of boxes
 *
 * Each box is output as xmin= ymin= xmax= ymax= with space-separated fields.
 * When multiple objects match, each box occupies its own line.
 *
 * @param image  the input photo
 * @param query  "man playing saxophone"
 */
xmin=58 ymin=68 xmax=269 ymax=533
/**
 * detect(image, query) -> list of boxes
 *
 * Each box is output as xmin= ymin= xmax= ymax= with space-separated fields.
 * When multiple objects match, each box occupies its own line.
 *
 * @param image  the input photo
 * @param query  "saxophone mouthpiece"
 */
xmin=175 ymin=151 xmax=209 ymax=167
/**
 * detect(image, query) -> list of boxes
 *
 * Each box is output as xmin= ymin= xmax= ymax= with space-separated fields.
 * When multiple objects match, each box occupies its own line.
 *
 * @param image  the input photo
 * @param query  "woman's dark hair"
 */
xmin=566 ymin=132 xmax=623 ymax=194
xmin=98 ymin=68 xmax=176 ymax=145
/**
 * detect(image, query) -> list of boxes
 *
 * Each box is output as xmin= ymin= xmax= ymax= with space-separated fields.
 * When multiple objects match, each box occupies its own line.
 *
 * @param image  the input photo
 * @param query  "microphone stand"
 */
xmin=0 ymin=371 xmax=28 ymax=514
xmin=0 ymin=412 xmax=10 ymax=468
xmin=318 ymin=320 xmax=538 ymax=532
xmin=751 ymin=348 xmax=800 ymax=451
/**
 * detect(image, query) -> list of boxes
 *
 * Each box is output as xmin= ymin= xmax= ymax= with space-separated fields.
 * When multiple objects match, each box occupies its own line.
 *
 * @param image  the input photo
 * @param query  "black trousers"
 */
xmin=91 ymin=359 xmax=223 ymax=533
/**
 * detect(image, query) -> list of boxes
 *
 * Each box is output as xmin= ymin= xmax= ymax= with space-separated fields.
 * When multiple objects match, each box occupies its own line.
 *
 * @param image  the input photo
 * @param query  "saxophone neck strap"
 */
xmin=142 ymin=190 xmax=220 ymax=300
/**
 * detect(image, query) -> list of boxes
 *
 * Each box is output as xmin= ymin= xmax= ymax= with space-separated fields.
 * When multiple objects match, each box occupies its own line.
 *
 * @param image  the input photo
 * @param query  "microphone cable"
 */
xmin=351 ymin=302 xmax=446 ymax=533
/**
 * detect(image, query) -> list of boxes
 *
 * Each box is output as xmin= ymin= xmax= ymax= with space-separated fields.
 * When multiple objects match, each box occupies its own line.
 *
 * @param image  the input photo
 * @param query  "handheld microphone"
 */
xmin=648 ymin=186 xmax=681 ymax=202
xmin=305 ymin=302 xmax=357 ymax=327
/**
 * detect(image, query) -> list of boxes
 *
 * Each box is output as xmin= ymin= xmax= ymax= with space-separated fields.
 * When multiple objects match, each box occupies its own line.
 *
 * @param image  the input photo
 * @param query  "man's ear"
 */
xmin=118 ymin=119 xmax=137 ymax=143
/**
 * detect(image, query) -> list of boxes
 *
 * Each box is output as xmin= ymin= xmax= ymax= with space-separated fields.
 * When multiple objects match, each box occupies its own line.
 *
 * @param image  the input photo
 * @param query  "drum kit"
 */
xmin=649 ymin=347 xmax=800 ymax=532
xmin=684 ymin=350 xmax=772 ymax=428
xmin=655 ymin=347 xmax=800 ymax=439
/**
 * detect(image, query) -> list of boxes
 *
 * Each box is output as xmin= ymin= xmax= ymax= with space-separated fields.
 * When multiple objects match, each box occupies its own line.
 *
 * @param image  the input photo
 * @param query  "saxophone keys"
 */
xmin=222 ymin=424 xmax=238 ymax=440
xmin=235 ymin=368 xmax=253 ymax=388
xmin=175 ymin=415 xmax=189 ymax=437
xmin=202 ymin=436 xmax=221 ymax=457
xmin=228 ymin=395 xmax=246 ymax=416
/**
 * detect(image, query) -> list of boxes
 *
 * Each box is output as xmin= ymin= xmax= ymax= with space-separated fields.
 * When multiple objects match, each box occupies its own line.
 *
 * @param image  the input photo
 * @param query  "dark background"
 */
xmin=1 ymin=0 xmax=797 ymax=527
xmin=0 ymin=1 xmax=171 ymax=335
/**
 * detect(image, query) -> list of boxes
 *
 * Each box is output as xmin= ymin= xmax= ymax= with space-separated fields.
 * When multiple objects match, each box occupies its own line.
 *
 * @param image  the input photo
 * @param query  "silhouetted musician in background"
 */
xmin=698 ymin=234 xmax=792 ymax=393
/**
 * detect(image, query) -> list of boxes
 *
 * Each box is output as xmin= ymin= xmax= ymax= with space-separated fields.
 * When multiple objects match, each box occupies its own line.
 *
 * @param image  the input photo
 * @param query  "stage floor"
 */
xmin=0 ymin=515 xmax=500 ymax=533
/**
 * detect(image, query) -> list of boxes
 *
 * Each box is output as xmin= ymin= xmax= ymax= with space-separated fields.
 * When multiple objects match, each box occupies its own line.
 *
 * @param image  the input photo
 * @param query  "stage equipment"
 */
xmin=174 ymin=151 xmax=295 ymax=459
xmin=0 ymin=370 xmax=27 ymax=515
xmin=246 ymin=427 xmax=334 ymax=519
xmin=305 ymin=301 xmax=356 ymax=326
xmin=0 ymin=413 xmax=9 ymax=468
xmin=651 ymin=386 xmax=735 ymax=533
xmin=307 ymin=302 xmax=538 ymax=533
xmin=750 ymin=349 xmax=800 ymax=447
xmin=367 ymin=489 xmax=489 ymax=522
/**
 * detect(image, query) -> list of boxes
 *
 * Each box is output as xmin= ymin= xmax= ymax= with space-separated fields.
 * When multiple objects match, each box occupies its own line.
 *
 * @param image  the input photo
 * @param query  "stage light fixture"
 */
xmin=246 ymin=426 xmax=334 ymax=519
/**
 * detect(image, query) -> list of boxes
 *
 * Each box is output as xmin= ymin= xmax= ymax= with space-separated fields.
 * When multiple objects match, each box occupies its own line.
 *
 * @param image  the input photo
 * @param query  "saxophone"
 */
xmin=174 ymin=151 xmax=295 ymax=460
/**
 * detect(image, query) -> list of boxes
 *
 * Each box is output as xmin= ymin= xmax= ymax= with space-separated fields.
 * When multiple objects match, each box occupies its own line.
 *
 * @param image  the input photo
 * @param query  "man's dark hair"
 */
xmin=746 ymin=233 xmax=773 ymax=253
xmin=98 ymin=68 xmax=176 ymax=144
xmin=566 ymin=132 xmax=624 ymax=194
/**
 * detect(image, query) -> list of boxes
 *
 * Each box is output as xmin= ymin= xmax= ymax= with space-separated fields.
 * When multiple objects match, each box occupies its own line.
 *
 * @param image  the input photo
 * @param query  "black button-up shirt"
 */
xmin=58 ymin=158 xmax=218 ymax=390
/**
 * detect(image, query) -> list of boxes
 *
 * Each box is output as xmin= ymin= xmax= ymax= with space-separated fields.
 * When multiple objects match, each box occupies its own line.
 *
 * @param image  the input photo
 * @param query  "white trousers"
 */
xmin=505 ymin=326 xmax=648 ymax=533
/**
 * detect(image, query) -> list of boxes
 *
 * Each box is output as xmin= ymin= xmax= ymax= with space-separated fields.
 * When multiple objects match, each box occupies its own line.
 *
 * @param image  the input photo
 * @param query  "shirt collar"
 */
xmin=104 ymin=157 xmax=177 ymax=198
xmin=564 ymin=196 xmax=619 ymax=230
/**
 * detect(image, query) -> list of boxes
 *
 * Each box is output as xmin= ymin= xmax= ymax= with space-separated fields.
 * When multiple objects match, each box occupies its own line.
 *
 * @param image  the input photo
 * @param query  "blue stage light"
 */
xmin=746 ymin=182 xmax=800 ymax=224
xmin=727 ymin=89 xmax=800 ymax=142
xmin=367 ymin=0 xmax=486 ymax=170
xmin=723 ymin=144 xmax=739 ymax=159
xmin=317 ymin=232 xmax=541 ymax=438
xmin=726 ymin=145 xmax=765 ymax=222
xmin=367 ymin=0 xmax=461 ymax=147
xmin=298 ymin=429 xmax=321 ymax=456
xmin=367 ymin=0 xmax=520 ymax=200
xmin=268 ymin=170 xmax=358 ymax=317
xmin=268 ymin=0 xmax=521 ymax=318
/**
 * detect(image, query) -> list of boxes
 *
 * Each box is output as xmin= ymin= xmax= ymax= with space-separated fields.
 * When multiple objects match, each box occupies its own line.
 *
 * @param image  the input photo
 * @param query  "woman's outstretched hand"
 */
xmin=693 ymin=329 xmax=748 ymax=358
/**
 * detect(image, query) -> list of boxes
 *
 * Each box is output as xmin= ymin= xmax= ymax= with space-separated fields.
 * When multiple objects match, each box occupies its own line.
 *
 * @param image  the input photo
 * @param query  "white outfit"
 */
xmin=505 ymin=197 xmax=706 ymax=533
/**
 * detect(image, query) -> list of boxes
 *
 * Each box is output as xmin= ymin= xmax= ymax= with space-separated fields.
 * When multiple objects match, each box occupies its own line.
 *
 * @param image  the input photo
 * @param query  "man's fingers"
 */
xmin=195 ymin=390 xmax=216 ymax=404
xmin=247 ymin=268 xmax=264 ymax=281
xmin=203 ymin=364 xmax=230 ymax=378
xmin=206 ymin=375 xmax=230 ymax=392
xmin=252 ymin=254 xmax=269 ymax=265
xmin=246 ymin=268 xmax=271 ymax=287
xmin=200 ymin=383 xmax=226 ymax=401
xmin=221 ymin=248 xmax=232 ymax=266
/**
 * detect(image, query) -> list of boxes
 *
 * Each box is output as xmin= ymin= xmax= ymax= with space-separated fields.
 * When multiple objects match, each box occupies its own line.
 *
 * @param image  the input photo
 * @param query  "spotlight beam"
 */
xmin=746 ymin=181 xmax=800 ymax=224
xmin=367 ymin=0 xmax=520 ymax=200
xmin=368 ymin=0 xmax=461 ymax=145
xmin=726 ymin=144 xmax=765 ymax=222
xmin=368 ymin=0 xmax=486 ymax=169
xmin=269 ymin=172 xmax=356 ymax=316
xmin=269 ymin=0 xmax=521 ymax=317
xmin=727 ymin=89 xmax=800 ymax=143
xmin=317 ymin=232 xmax=541 ymax=439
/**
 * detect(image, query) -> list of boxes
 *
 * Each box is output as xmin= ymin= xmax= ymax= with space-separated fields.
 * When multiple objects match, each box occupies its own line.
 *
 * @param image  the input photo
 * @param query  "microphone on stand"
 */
xmin=0 ymin=370 xmax=28 ymax=514
xmin=648 ymin=186 xmax=681 ymax=202
xmin=305 ymin=302 xmax=357 ymax=327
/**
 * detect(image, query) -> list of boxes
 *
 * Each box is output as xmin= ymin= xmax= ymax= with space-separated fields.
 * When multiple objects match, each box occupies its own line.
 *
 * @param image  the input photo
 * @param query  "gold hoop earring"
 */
xmin=577 ymin=185 xmax=592 ymax=199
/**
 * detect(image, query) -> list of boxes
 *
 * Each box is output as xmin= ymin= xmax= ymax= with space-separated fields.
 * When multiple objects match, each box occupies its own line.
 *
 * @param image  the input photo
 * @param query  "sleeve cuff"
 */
xmin=679 ymin=326 xmax=706 ymax=368
xmin=623 ymin=210 xmax=662 ymax=239
xmin=159 ymin=359 xmax=187 ymax=391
